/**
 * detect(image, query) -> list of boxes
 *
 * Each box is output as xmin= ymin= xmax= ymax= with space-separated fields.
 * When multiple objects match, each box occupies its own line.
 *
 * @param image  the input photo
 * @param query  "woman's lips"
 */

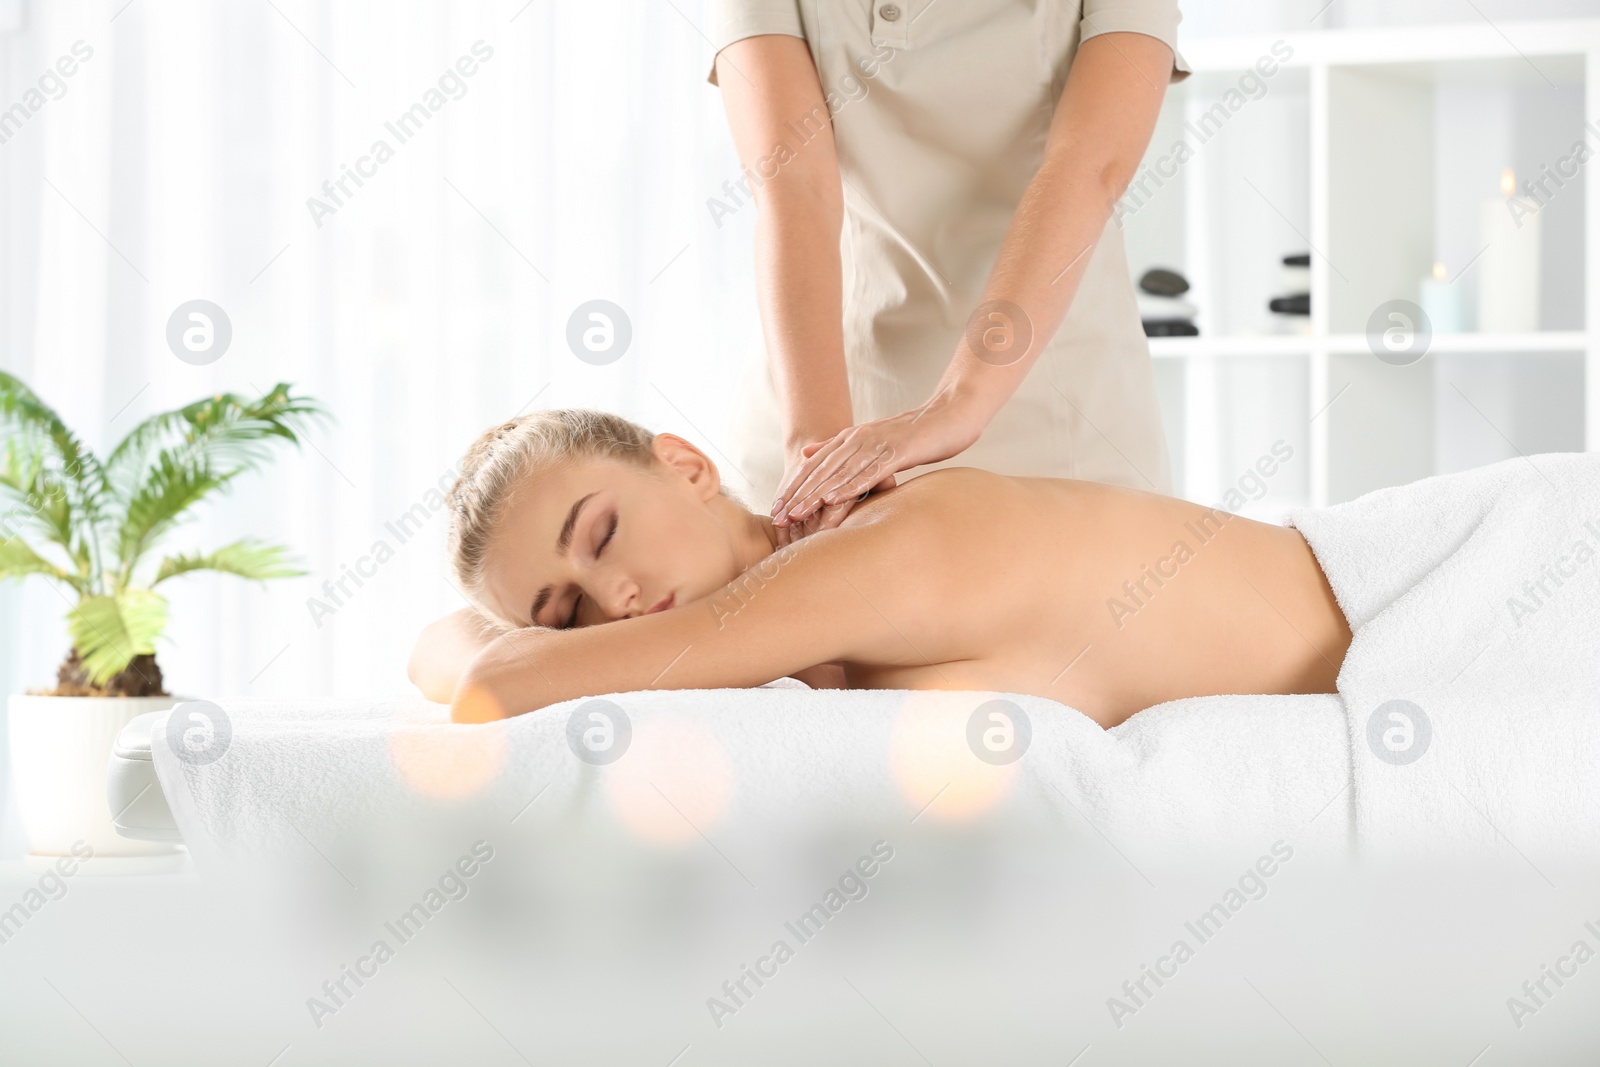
xmin=646 ymin=593 xmax=675 ymax=615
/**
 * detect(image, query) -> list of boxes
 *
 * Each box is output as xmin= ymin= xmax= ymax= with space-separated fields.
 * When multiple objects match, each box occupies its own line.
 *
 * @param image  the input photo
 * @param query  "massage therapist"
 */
xmin=709 ymin=0 xmax=1187 ymax=541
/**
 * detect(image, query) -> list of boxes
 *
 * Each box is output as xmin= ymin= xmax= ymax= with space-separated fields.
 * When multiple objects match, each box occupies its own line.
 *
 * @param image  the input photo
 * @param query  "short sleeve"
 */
xmin=706 ymin=0 xmax=806 ymax=86
xmin=1081 ymin=0 xmax=1191 ymax=83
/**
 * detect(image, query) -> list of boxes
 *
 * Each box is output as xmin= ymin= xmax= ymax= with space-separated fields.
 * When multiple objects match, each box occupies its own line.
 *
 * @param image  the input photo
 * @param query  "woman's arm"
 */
xmin=715 ymin=36 xmax=855 ymax=505
xmin=773 ymin=32 xmax=1175 ymax=524
xmin=408 ymin=607 xmax=502 ymax=704
xmin=450 ymin=500 xmax=951 ymax=723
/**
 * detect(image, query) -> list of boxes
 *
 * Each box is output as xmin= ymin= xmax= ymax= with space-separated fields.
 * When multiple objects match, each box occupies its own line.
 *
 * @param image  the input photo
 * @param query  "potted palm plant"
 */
xmin=1 ymin=372 xmax=322 ymax=862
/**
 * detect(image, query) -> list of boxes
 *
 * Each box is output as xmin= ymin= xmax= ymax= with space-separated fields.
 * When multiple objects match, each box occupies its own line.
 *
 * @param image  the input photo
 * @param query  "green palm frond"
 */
xmin=106 ymin=383 xmax=325 ymax=496
xmin=153 ymin=539 xmax=303 ymax=586
xmin=116 ymin=452 xmax=233 ymax=579
xmin=67 ymin=590 xmax=168 ymax=687
xmin=0 ymin=371 xmax=108 ymax=500
xmin=0 ymin=536 xmax=84 ymax=593
xmin=112 ymin=384 xmax=325 ymax=585
xmin=0 ymin=372 xmax=108 ymax=574
xmin=0 ymin=444 xmax=76 ymax=550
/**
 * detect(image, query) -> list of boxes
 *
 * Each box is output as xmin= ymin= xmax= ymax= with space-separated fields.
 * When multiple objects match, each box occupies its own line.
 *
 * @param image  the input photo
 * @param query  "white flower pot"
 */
xmin=8 ymin=693 xmax=182 ymax=858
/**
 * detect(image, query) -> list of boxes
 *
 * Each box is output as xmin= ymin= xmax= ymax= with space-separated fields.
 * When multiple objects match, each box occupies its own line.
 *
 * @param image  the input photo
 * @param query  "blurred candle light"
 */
xmin=1418 ymin=261 xmax=1465 ymax=333
xmin=1477 ymin=168 xmax=1541 ymax=333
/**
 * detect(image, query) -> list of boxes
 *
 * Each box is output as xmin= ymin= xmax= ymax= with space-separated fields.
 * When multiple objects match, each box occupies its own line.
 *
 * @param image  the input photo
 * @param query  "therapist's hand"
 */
xmin=773 ymin=444 xmax=874 ymax=545
xmin=773 ymin=491 xmax=858 ymax=545
xmin=772 ymin=391 xmax=984 ymax=529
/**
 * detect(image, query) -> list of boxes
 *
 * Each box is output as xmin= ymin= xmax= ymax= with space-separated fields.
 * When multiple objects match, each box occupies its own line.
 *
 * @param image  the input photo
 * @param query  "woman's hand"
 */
xmin=409 ymin=607 xmax=503 ymax=705
xmin=450 ymin=624 xmax=561 ymax=723
xmin=771 ymin=390 xmax=985 ymax=530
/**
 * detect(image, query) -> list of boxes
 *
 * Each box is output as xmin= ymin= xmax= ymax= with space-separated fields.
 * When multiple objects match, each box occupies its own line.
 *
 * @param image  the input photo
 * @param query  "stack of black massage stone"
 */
xmin=1138 ymin=267 xmax=1198 ymax=337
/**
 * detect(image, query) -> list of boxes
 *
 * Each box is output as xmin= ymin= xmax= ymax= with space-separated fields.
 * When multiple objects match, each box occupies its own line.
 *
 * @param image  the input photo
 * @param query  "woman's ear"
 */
xmin=651 ymin=434 xmax=723 ymax=501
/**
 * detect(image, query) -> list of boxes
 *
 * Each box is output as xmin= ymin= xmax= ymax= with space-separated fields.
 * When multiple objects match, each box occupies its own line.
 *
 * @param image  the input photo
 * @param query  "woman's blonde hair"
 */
xmin=447 ymin=409 xmax=656 ymax=620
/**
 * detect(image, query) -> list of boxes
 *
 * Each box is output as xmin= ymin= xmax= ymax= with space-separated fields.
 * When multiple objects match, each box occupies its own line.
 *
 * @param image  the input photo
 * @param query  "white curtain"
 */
xmin=0 ymin=0 xmax=760 ymax=715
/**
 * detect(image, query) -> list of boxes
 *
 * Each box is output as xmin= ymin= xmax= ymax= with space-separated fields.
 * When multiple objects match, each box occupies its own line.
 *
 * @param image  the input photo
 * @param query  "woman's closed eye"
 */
xmin=563 ymin=512 xmax=619 ymax=628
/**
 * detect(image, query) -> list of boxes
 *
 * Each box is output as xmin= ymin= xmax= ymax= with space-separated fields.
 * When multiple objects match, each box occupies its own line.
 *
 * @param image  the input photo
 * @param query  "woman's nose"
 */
xmin=598 ymin=573 xmax=641 ymax=620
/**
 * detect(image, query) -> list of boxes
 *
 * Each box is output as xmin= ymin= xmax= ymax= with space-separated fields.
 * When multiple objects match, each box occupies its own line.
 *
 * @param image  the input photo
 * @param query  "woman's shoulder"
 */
xmin=856 ymin=466 xmax=1030 ymax=510
xmin=900 ymin=467 xmax=1157 ymax=506
xmin=836 ymin=466 xmax=1022 ymax=536
xmin=838 ymin=466 xmax=1131 ymax=540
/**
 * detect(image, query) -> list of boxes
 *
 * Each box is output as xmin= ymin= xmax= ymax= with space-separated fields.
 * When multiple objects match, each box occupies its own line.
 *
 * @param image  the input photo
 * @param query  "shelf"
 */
xmin=1327 ymin=331 xmax=1588 ymax=353
xmin=1134 ymin=17 xmax=1600 ymax=510
xmin=1148 ymin=335 xmax=1314 ymax=358
xmin=1180 ymin=20 xmax=1600 ymax=72
xmin=1148 ymin=332 xmax=1587 ymax=358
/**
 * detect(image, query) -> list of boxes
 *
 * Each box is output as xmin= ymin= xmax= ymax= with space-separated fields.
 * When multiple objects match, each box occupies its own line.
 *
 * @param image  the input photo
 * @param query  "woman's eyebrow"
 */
xmin=556 ymin=492 xmax=597 ymax=554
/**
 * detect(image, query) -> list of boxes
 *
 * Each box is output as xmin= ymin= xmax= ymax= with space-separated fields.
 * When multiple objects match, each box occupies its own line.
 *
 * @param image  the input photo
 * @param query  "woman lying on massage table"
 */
xmin=411 ymin=410 xmax=1352 ymax=728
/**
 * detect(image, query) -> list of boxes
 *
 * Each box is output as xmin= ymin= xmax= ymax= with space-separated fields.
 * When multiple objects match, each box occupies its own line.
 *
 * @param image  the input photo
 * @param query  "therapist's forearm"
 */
xmin=715 ymin=34 xmax=855 ymax=457
xmin=755 ymin=189 xmax=853 ymax=454
xmin=934 ymin=154 xmax=1123 ymax=421
xmin=933 ymin=32 xmax=1172 ymax=422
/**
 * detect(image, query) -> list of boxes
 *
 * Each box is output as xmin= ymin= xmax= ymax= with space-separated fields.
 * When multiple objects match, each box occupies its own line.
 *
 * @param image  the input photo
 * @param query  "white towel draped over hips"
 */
xmin=1289 ymin=451 xmax=1600 ymax=858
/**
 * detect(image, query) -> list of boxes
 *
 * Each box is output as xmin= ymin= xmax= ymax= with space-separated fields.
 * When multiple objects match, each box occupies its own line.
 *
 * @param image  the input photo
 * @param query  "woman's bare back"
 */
xmin=832 ymin=469 xmax=1351 ymax=725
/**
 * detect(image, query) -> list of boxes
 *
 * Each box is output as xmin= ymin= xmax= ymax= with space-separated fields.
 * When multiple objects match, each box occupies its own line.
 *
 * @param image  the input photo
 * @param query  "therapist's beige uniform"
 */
xmin=710 ymin=0 xmax=1186 ymax=501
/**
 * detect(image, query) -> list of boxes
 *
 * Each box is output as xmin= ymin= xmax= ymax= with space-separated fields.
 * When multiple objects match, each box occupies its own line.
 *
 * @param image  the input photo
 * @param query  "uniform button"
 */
xmin=878 ymin=4 xmax=901 ymax=21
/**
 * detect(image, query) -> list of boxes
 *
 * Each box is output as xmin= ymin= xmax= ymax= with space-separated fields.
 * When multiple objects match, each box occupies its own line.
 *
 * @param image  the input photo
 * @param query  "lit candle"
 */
xmin=1418 ymin=261 xmax=1465 ymax=333
xmin=1477 ymin=168 xmax=1542 ymax=333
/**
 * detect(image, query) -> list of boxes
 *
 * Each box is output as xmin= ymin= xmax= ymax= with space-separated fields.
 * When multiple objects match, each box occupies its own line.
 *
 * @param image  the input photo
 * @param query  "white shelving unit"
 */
xmin=1125 ymin=18 xmax=1599 ymax=514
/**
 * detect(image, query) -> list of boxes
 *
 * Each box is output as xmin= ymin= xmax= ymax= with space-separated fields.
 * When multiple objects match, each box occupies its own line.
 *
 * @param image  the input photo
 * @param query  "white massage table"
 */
xmin=110 ymin=451 xmax=1600 ymax=862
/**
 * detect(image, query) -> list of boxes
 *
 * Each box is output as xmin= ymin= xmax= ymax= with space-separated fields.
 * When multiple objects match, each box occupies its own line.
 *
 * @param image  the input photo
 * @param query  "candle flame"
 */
xmin=1432 ymin=261 xmax=1447 ymax=282
xmin=1500 ymin=168 xmax=1516 ymax=197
